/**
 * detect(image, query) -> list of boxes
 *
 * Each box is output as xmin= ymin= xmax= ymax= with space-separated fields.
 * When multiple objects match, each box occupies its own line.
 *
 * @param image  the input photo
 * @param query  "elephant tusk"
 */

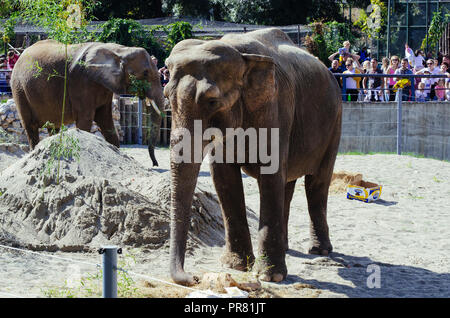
xmin=148 ymin=98 xmax=162 ymax=116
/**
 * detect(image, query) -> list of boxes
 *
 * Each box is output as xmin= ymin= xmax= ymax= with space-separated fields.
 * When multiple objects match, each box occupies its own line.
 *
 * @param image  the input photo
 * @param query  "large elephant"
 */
xmin=165 ymin=28 xmax=342 ymax=285
xmin=10 ymin=40 xmax=164 ymax=166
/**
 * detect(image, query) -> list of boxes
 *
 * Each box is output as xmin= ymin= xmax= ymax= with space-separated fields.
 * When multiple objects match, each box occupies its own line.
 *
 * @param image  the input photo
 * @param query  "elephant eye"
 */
xmin=209 ymin=99 xmax=220 ymax=108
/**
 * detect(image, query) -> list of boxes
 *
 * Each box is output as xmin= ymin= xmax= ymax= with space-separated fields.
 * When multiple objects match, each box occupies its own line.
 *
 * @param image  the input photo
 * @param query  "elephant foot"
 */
xmin=254 ymin=256 xmax=287 ymax=283
xmin=220 ymin=251 xmax=255 ymax=272
xmin=171 ymin=270 xmax=200 ymax=287
xmin=308 ymin=242 xmax=333 ymax=256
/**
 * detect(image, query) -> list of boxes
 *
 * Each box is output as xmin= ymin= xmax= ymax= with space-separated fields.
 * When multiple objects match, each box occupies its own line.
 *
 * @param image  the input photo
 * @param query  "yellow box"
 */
xmin=346 ymin=181 xmax=382 ymax=203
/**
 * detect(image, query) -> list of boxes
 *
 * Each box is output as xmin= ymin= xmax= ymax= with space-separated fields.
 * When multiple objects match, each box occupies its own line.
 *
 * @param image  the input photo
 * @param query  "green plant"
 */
xmin=420 ymin=7 xmax=450 ymax=53
xmin=128 ymin=74 xmax=151 ymax=100
xmin=354 ymin=0 xmax=387 ymax=40
xmin=148 ymin=21 xmax=194 ymax=59
xmin=94 ymin=18 xmax=167 ymax=66
xmin=41 ymin=123 xmax=81 ymax=183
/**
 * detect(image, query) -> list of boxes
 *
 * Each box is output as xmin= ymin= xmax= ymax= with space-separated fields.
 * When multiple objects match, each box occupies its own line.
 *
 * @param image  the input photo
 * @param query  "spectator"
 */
xmin=161 ymin=69 xmax=170 ymax=87
xmin=394 ymin=58 xmax=413 ymax=101
xmin=328 ymin=45 xmax=360 ymax=70
xmin=385 ymin=55 xmax=400 ymax=101
xmin=363 ymin=58 xmax=384 ymax=102
xmin=150 ymin=55 xmax=158 ymax=67
xmin=6 ymin=50 xmax=20 ymax=70
xmin=342 ymin=57 xmax=363 ymax=101
xmin=446 ymin=80 xmax=450 ymax=101
xmin=358 ymin=46 xmax=370 ymax=64
xmin=434 ymin=79 xmax=446 ymax=101
xmin=440 ymin=62 xmax=449 ymax=80
xmin=381 ymin=57 xmax=390 ymax=101
xmin=0 ymin=59 xmax=9 ymax=95
xmin=420 ymin=70 xmax=432 ymax=100
xmin=362 ymin=60 xmax=370 ymax=74
xmin=442 ymin=54 xmax=450 ymax=67
xmin=328 ymin=59 xmax=342 ymax=88
xmin=415 ymin=82 xmax=428 ymax=102
xmin=416 ymin=58 xmax=441 ymax=100
xmin=405 ymin=44 xmax=425 ymax=73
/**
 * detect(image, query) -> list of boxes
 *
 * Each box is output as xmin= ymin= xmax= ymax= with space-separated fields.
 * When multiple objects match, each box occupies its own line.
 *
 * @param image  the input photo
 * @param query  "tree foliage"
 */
xmin=92 ymin=0 xmax=163 ymax=20
xmin=304 ymin=21 xmax=358 ymax=66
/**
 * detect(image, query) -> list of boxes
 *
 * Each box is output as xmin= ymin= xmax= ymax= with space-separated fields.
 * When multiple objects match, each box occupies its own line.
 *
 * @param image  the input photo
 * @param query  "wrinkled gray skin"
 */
xmin=11 ymin=40 xmax=163 ymax=164
xmin=165 ymin=28 xmax=342 ymax=285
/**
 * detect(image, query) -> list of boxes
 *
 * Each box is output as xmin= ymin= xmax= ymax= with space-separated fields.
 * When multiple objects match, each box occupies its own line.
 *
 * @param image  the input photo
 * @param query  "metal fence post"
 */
xmin=397 ymin=88 xmax=402 ymax=155
xmin=100 ymin=246 xmax=118 ymax=298
xmin=138 ymin=98 xmax=143 ymax=145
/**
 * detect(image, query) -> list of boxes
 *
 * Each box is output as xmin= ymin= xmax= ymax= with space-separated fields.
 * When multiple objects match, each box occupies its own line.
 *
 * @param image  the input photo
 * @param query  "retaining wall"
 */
xmin=340 ymin=101 xmax=450 ymax=161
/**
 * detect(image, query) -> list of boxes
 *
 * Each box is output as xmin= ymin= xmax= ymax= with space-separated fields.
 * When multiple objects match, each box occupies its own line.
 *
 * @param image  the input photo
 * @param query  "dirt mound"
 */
xmin=330 ymin=171 xmax=363 ymax=194
xmin=0 ymin=129 xmax=233 ymax=251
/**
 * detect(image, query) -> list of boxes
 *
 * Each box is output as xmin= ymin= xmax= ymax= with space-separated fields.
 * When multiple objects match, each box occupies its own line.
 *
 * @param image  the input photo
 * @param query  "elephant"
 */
xmin=10 ymin=39 xmax=164 ymax=166
xmin=164 ymin=28 xmax=342 ymax=285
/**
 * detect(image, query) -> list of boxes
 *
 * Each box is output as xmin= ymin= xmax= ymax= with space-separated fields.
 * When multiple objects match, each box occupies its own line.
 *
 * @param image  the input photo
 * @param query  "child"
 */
xmin=434 ymin=79 xmax=446 ymax=101
xmin=415 ymin=82 xmax=428 ymax=102
xmin=446 ymin=81 xmax=450 ymax=101
xmin=420 ymin=71 xmax=432 ymax=99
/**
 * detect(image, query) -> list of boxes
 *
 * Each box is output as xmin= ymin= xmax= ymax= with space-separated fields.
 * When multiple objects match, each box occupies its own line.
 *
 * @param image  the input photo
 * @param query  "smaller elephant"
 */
xmin=10 ymin=40 xmax=164 ymax=158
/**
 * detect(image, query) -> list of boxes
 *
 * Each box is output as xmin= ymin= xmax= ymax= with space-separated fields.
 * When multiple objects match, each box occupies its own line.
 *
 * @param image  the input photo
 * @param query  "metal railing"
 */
xmin=334 ymin=73 xmax=450 ymax=102
xmin=0 ymin=70 xmax=12 ymax=96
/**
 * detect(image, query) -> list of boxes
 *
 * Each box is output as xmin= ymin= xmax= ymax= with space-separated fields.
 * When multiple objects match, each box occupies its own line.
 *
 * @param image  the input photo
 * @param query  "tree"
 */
xmin=93 ymin=0 xmax=163 ymax=20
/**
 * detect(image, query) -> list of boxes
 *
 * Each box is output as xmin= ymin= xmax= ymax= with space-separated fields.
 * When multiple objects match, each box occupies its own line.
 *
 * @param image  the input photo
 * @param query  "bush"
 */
xmin=94 ymin=18 xmax=167 ymax=65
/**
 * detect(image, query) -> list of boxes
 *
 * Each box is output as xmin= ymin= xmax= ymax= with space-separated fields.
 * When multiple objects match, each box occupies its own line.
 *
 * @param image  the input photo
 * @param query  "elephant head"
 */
xmin=70 ymin=42 xmax=165 ymax=114
xmin=164 ymin=39 xmax=277 ymax=285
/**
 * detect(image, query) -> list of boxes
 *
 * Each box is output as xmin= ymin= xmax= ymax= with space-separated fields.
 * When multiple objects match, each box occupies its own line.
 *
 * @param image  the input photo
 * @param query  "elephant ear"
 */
xmin=241 ymin=53 xmax=276 ymax=112
xmin=70 ymin=45 xmax=126 ymax=94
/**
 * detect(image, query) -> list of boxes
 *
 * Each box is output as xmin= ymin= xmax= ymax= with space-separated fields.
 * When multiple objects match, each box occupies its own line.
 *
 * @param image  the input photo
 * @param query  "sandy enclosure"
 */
xmin=0 ymin=143 xmax=449 ymax=298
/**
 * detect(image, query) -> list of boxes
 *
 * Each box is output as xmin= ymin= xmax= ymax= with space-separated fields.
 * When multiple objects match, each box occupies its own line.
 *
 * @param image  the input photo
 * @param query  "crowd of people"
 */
xmin=151 ymin=55 xmax=170 ymax=88
xmin=0 ymin=50 xmax=21 ymax=95
xmin=329 ymin=41 xmax=450 ymax=102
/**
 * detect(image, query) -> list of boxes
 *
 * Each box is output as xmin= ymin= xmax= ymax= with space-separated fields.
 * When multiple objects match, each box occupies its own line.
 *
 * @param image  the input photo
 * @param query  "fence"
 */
xmin=0 ymin=243 xmax=216 ymax=298
xmin=336 ymin=73 xmax=450 ymax=102
xmin=0 ymin=70 xmax=12 ymax=97
xmin=117 ymin=96 xmax=171 ymax=146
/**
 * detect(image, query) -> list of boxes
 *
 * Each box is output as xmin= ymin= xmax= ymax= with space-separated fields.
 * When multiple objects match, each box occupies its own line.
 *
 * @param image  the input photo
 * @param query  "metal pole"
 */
xmin=397 ymin=88 xmax=402 ymax=155
xmin=387 ymin=0 xmax=391 ymax=58
xmin=138 ymin=98 xmax=143 ymax=145
xmin=100 ymin=246 xmax=118 ymax=298
xmin=426 ymin=0 xmax=429 ymax=55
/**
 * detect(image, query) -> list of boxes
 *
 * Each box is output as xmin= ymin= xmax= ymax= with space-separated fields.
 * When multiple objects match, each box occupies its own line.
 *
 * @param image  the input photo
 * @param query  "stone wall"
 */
xmin=0 ymin=98 xmax=123 ymax=144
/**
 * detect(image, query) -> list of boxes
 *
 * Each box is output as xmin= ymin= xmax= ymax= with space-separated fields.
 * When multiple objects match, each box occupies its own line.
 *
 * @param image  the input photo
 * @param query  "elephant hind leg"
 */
xmin=304 ymin=135 xmax=340 ymax=256
xmin=283 ymin=180 xmax=297 ymax=251
xmin=93 ymin=103 xmax=119 ymax=148
xmin=14 ymin=92 xmax=40 ymax=149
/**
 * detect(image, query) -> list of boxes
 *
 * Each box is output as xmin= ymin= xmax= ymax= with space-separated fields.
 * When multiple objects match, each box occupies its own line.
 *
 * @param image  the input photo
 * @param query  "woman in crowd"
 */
xmin=342 ymin=57 xmax=363 ymax=101
xmin=384 ymin=55 xmax=400 ymax=101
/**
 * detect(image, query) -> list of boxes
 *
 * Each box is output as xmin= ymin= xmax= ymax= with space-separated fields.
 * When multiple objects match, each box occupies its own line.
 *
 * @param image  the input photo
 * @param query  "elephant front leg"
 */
xmin=210 ymin=163 xmax=254 ymax=271
xmin=256 ymin=172 xmax=287 ymax=282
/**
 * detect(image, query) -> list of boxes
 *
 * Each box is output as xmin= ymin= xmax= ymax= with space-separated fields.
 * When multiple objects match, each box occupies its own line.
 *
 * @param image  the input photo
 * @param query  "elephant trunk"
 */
xmin=169 ymin=159 xmax=201 ymax=286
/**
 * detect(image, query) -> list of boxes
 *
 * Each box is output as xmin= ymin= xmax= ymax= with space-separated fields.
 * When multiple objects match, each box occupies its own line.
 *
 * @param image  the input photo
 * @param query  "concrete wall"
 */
xmin=340 ymin=101 xmax=450 ymax=161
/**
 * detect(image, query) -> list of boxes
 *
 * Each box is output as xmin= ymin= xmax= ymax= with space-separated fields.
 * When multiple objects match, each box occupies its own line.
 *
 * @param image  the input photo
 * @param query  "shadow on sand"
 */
xmin=284 ymin=250 xmax=449 ymax=297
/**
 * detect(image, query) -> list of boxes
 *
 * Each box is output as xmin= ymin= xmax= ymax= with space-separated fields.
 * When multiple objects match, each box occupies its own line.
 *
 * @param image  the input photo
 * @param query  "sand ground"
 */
xmin=0 ymin=145 xmax=449 ymax=298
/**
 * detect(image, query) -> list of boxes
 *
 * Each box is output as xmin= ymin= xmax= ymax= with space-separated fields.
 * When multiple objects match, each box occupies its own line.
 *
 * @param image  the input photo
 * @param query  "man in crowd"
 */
xmin=363 ymin=58 xmax=384 ymax=101
xmin=328 ymin=59 xmax=343 ymax=88
xmin=394 ymin=58 xmax=413 ymax=101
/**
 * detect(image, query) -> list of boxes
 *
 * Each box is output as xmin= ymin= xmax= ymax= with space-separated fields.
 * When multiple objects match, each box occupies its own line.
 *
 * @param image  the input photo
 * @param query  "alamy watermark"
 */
xmin=366 ymin=264 xmax=381 ymax=289
xmin=171 ymin=120 xmax=280 ymax=174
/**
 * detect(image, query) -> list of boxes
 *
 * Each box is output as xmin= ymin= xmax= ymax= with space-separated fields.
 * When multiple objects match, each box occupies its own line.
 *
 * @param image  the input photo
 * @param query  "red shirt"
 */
xmin=7 ymin=54 xmax=19 ymax=69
